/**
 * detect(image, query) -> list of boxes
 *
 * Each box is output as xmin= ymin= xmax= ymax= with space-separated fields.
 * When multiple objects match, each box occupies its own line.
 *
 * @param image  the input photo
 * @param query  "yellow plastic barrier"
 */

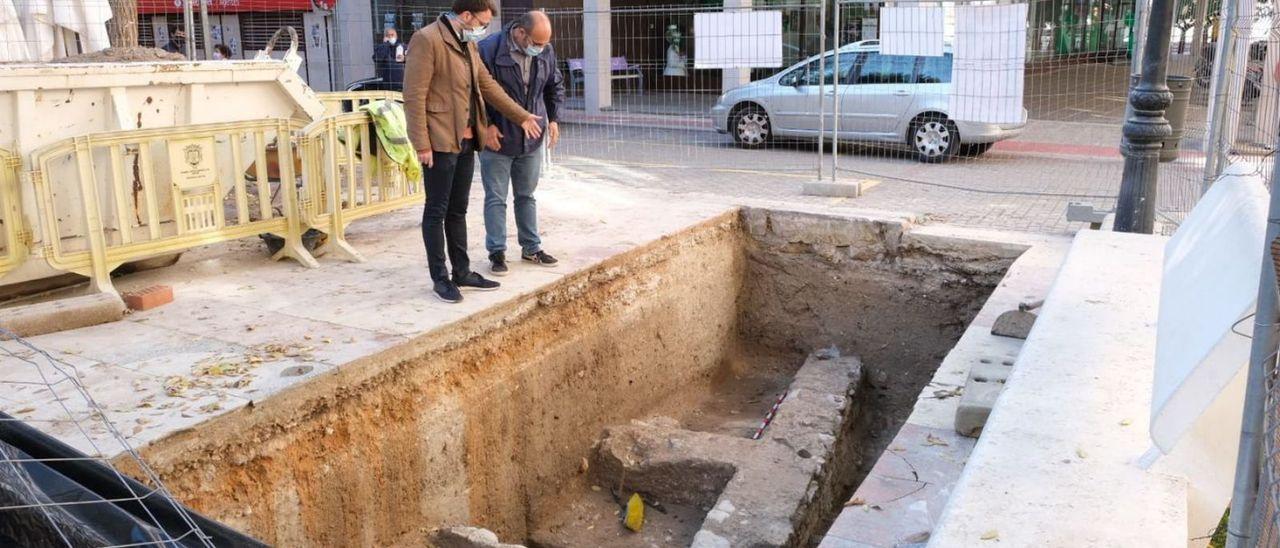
xmin=28 ymin=119 xmax=316 ymax=295
xmin=316 ymin=91 xmax=404 ymax=118
xmin=299 ymin=110 xmax=424 ymax=262
xmin=0 ymin=148 xmax=28 ymax=279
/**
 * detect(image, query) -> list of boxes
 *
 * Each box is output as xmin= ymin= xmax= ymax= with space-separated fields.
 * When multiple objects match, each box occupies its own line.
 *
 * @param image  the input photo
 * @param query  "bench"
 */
xmin=566 ymin=56 xmax=644 ymax=95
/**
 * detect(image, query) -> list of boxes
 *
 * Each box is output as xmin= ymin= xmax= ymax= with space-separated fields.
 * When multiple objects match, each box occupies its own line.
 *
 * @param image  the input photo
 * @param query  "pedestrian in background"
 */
xmin=477 ymin=10 xmax=563 ymax=275
xmin=213 ymin=44 xmax=232 ymax=60
xmin=161 ymin=29 xmax=187 ymax=56
xmin=403 ymin=0 xmax=544 ymax=303
xmin=373 ymin=27 xmax=406 ymax=90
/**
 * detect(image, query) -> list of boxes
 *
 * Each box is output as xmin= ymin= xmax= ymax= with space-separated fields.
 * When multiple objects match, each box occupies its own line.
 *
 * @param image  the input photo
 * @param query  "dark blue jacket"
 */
xmin=477 ymin=28 xmax=565 ymax=157
xmin=372 ymin=40 xmax=405 ymax=87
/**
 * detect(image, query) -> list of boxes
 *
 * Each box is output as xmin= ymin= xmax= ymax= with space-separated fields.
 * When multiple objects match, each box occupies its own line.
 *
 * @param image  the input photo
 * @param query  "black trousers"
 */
xmin=422 ymin=140 xmax=477 ymax=283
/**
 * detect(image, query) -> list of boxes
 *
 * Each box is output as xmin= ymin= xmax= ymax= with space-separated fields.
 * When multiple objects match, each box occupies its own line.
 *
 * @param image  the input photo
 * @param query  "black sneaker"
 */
xmin=454 ymin=271 xmax=501 ymax=291
xmin=522 ymin=250 xmax=559 ymax=267
xmin=433 ymin=280 xmax=463 ymax=303
xmin=489 ymin=253 xmax=509 ymax=277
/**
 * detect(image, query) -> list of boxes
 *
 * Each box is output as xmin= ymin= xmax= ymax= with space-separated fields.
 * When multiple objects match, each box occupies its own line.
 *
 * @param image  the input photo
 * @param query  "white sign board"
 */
xmin=881 ymin=6 xmax=944 ymax=57
xmin=949 ymin=3 xmax=1027 ymax=125
xmin=693 ymin=11 xmax=783 ymax=69
xmin=1150 ymin=163 xmax=1270 ymax=454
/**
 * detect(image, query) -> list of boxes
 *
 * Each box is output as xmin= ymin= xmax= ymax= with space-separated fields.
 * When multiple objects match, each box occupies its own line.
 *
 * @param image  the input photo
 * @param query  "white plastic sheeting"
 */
xmin=1150 ymin=162 xmax=1270 ymax=456
xmin=1 ymin=0 xmax=32 ymax=61
xmin=693 ymin=11 xmax=783 ymax=69
xmin=949 ymin=3 xmax=1027 ymax=125
xmin=3 ymin=0 xmax=112 ymax=61
xmin=880 ymin=6 xmax=944 ymax=57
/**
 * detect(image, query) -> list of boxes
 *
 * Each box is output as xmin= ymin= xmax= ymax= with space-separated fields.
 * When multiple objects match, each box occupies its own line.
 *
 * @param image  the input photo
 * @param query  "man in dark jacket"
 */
xmin=372 ymin=27 xmax=406 ymax=89
xmin=476 ymin=10 xmax=565 ymax=275
xmin=161 ymin=29 xmax=187 ymax=56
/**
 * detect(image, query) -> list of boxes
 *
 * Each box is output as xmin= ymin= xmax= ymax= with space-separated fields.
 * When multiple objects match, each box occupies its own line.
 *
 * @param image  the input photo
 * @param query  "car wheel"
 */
xmin=911 ymin=115 xmax=959 ymax=162
xmin=732 ymin=106 xmax=771 ymax=149
xmin=958 ymin=142 xmax=994 ymax=157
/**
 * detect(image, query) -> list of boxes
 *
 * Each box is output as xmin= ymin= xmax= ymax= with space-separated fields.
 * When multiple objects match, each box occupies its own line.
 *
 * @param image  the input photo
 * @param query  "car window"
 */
xmin=855 ymin=53 xmax=916 ymax=84
xmin=784 ymin=54 xmax=857 ymax=86
xmin=917 ymin=54 xmax=952 ymax=84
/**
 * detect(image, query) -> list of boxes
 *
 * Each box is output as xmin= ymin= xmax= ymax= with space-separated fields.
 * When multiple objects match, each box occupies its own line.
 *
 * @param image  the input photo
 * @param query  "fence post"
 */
xmin=816 ymin=0 xmax=826 ymax=181
xmin=830 ymin=0 xmax=841 ymax=183
xmin=1202 ymin=0 xmax=1250 ymax=191
xmin=1115 ymin=0 xmax=1176 ymax=233
xmin=583 ymin=0 xmax=612 ymax=114
xmin=1225 ymin=140 xmax=1280 ymax=548
xmin=182 ymin=0 xmax=196 ymax=59
xmin=199 ymin=0 xmax=213 ymax=60
xmin=722 ymin=0 xmax=753 ymax=93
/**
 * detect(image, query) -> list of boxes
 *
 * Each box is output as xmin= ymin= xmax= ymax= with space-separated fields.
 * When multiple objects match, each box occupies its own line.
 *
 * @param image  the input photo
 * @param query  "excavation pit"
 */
xmin=116 ymin=207 xmax=1020 ymax=547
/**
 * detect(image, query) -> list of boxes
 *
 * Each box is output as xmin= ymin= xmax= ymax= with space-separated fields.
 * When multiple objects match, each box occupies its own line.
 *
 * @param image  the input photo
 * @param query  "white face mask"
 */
xmin=385 ymin=36 xmax=397 ymax=44
xmin=213 ymin=52 xmax=224 ymax=60
xmin=451 ymin=13 xmax=488 ymax=42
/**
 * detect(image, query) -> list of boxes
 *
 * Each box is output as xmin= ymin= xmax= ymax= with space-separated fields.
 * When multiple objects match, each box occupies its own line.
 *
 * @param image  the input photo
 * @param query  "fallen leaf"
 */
xmin=1119 ymin=418 xmax=1132 ymax=426
xmin=1076 ymin=448 xmax=1088 ymax=459
xmin=981 ymin=529 xmax=999 ymax=541
xmin=924 ymin=434 xmax=950 ymax=447
xmin=163 ymin=376 xmax=191 ymax=397
xmin=844 ymin=497 xmax=866 ymax=507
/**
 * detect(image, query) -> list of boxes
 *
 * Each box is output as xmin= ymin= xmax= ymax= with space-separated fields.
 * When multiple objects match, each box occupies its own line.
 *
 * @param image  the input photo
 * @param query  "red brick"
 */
xmin=122 ymin=285 xmax=174 ymax=311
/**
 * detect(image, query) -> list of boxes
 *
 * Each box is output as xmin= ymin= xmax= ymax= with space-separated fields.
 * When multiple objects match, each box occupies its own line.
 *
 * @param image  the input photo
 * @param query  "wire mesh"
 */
xmin=0 ymin=0 xmax=1248 ymax=236
xmin=0 ymin=327 xmax=220 ymax=547
xmin=522 ymin=0 xmax=1216 ymax=235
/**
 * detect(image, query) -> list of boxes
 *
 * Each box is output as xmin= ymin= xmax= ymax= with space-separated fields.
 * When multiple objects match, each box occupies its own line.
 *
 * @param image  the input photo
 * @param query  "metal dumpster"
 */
xmin=0 ymin=47 xmax=327 ymax=291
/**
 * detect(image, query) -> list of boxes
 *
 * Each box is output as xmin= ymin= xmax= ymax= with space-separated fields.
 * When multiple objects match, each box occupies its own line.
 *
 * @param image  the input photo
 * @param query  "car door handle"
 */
xmin=893 ymin=90 xmax=911 ymax=96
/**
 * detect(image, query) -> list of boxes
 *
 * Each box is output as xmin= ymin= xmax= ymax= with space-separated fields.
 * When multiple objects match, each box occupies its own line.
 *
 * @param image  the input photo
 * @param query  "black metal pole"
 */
xmin=1115 ymin=0 xmax=1176 ymax=233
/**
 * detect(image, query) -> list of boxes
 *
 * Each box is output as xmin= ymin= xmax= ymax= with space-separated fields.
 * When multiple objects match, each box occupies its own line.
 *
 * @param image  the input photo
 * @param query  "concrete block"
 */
xmin=429 ymin=526 xmax=525 ymax=548
xmin=122 ymin=285 xmax=174 ymax=311
xmin=802 ymin=180 xmax=875 ymax=198
xmin=587 ymin=352 xmax=865 ymax=548
xmin=954 ymin=352 xmax=1017 ymax=438
xmin=0 ymin=293 xmax=125 ymax=337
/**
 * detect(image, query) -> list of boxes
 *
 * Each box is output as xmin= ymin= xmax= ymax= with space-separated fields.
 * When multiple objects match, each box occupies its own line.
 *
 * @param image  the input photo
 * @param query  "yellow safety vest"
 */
xmin=359 ymin=100 xmax=421 ymax=182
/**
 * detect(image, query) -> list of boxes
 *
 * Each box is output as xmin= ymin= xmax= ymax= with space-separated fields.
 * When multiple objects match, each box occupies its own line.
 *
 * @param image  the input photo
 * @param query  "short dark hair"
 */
xmin=214 ymin=44 xmax=232 ymax=57
xmin=451 ymin=0 xmax=494 ymax=15
xmin=512 ymin=12 xmax=534 ymax=31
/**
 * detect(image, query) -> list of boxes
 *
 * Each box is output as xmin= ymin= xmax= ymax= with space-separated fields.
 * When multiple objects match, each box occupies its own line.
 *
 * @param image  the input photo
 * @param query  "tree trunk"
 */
xmin=106 ymin=0 xmax=139 ymax=48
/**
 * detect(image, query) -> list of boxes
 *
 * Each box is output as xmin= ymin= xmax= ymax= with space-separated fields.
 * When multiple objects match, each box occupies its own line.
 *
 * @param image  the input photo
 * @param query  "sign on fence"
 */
xmin=881 ymin=6 xmax=945 ymax=57
xmin=950 ymin=3 xmax=1028 ymax=124
xmin=167 ymin=137 xmax=217 ymax=189
xmin=693 ymin=11 xmax=784 ymax=69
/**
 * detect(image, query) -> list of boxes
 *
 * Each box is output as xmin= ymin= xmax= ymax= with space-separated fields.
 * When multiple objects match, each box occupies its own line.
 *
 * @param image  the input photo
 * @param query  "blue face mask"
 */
xmin=524 ymin=44 xmax=545 ymax=57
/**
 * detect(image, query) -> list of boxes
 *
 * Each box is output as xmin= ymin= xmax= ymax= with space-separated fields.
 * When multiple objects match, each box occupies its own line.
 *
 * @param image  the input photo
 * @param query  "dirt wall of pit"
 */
xmin=126 ymin=212 xmax=747 ymax=546
xmin=737 ymin=207 xmax=1021 ymax=531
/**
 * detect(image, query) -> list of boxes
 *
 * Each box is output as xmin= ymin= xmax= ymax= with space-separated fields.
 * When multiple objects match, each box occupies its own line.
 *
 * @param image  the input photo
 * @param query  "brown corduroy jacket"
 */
xmin=403 ymin=17 xmax=532 ymax=154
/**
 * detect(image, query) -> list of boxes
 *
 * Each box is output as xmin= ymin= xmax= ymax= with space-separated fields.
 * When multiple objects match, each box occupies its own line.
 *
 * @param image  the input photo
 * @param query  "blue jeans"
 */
xmin=479 ymin=146 xmax=543 ymax=256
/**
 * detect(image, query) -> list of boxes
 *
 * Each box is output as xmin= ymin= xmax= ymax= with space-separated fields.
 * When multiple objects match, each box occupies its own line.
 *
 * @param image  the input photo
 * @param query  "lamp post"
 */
xmin=1114 ymin=0 xmax=1176 ymax=233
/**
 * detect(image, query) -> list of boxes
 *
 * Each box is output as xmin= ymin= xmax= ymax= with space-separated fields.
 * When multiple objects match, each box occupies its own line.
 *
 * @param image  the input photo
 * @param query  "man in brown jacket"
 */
xmin=404 ymin=0 xmax=543 ymax=303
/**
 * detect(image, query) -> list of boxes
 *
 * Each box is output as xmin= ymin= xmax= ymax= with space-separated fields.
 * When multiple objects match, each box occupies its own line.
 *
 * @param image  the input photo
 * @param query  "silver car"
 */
xmin=710 ymin=40 xmax=1027 ymax=162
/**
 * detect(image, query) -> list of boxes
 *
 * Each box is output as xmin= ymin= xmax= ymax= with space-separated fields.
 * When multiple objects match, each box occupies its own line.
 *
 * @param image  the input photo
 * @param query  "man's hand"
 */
xmin=548 ymin=121 xmax=560 ymax=149
xmin=418 ymin=149 xmax=433 ymax=168
xmin=484 ymin=126 xmax=503 ymax=151
xmin=520 ymin=115 xmax=544 ymax=140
